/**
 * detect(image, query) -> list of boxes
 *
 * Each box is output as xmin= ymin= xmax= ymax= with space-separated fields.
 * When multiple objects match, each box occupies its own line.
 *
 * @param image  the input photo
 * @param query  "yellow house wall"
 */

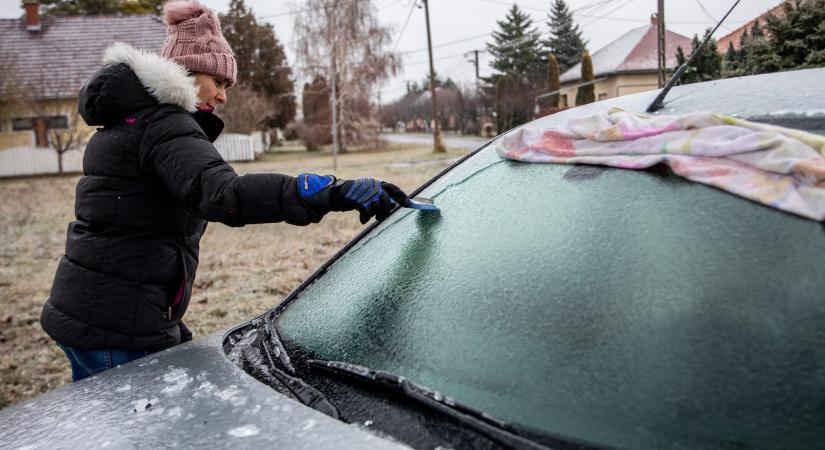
xmin=0 ymin=98 xmax=94 ymax=150
xmin=559 ymin=72 xmax=662 ymax=106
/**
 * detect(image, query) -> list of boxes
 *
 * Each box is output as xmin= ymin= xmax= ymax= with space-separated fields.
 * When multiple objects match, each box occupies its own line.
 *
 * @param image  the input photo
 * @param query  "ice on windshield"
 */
xmin=276 ymin=146 xmax=825 ymax=450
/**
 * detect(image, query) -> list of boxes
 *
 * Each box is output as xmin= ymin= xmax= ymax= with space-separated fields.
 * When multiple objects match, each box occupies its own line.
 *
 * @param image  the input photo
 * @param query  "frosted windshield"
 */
xmin=276 ymin=147 xmax=825 ymax=449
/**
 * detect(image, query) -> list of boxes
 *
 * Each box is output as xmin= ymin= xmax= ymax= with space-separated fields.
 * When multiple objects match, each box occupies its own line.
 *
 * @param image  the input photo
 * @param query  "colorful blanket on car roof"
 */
xmin=496 ymin=108 xmax=825 ymax=221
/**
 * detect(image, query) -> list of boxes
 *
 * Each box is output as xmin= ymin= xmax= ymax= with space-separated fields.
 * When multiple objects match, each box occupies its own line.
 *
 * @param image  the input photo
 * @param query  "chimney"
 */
xmin=24 ymin=1 xmax=42 ymax=32
xmin=650 ymin=13 xmax=658 ymax=26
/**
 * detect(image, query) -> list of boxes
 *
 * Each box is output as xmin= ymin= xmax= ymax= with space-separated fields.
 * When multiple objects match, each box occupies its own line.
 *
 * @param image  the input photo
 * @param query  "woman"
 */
xmin=40 ymin=0 xmax=410 ymax=382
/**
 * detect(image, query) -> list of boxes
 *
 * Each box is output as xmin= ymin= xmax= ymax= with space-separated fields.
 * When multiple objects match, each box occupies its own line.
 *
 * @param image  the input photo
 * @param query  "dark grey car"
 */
xmin=2 ymin=68 xmax=824 ymax=450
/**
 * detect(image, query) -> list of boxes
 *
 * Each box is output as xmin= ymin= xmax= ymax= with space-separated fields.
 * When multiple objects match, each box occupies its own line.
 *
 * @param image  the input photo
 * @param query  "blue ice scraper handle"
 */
xmin=405 ymin=197 xmax=439 ymax=212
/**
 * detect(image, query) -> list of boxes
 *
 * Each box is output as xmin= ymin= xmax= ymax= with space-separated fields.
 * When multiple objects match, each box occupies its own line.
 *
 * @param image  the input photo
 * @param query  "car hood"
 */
xmin=0 ymin=332 xmax=408 ymax=449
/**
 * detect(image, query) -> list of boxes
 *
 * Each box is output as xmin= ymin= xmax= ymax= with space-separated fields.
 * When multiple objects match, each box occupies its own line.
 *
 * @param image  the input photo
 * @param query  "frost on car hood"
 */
xmin=0 ymin=333 xmax=407 ymax=450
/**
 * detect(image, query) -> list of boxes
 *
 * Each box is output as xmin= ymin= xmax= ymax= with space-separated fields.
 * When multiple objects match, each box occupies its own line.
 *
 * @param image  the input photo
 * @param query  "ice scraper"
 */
xmin=405 ymin=197 xmax=439 ymax=212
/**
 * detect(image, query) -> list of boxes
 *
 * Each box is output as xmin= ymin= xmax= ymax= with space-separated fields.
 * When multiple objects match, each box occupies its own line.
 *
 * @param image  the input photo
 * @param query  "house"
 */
xmin=716 ymin=3 xmax=784 ymax=54
xmin=0 ymin=1 xmax=165 ymax=152
xmin=556 ymin=16 xmax=691 ymax=107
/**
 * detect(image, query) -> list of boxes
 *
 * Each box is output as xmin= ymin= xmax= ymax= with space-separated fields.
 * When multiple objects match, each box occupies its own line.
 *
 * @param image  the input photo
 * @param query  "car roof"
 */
xmin=530 ymin=67 xmax=825 ymax=127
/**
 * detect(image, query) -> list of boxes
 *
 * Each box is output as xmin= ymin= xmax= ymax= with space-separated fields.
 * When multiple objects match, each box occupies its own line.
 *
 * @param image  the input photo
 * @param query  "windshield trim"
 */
xmin=306 ymin=358 xmax=609 ymax=450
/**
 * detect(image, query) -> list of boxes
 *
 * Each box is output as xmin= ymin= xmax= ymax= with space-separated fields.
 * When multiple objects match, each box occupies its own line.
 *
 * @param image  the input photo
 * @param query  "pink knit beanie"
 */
xmin=160 ymin=0 xmax=237 ymax=87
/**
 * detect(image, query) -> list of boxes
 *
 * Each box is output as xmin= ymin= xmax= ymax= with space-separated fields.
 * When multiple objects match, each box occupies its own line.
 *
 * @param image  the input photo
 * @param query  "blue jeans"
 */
xmin=58 ymin=344 xmax=150 ymax=382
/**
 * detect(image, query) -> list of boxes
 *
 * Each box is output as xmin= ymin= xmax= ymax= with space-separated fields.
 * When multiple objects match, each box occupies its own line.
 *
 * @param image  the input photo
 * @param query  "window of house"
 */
xmin=46 ymin=116 xmax=68 ymax=129
xmin=10 ymin=115 xmax=68 ymax=146
xmin=598 ymin=93 xmax=608 ymax=101
xmin=12 ymin=118 xmax=33 ymax=131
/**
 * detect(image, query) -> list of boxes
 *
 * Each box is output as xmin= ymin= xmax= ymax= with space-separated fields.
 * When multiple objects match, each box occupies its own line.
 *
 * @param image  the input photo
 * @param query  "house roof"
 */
xmin=0 ymin=14 xmax=166 ymax=100
xmin=715 ymin=3 xmax=784 ymax=54
xmin=560 ymin=24 xmax=692 ymax=84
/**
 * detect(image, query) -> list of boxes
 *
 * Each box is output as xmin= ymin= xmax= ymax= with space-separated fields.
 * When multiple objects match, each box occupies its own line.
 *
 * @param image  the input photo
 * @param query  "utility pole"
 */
xmin=422 ymin=0 xmax=446 ymax=153
xmin=329 ymin=10 xmax=339 ymax=170
xmin=466 ymin=49 xmax=481 ymax=88
xmin=330 ymin=59 xmax=338 ymax=170
xmin=656 ymin=0 xmax=667 ymax=88
xmin=375 ymin=88 xmax=381 ymax=149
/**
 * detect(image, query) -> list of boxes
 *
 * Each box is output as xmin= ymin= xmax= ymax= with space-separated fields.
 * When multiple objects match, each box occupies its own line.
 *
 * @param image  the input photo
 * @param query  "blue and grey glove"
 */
xmin=297 ymin=173 xmax=410 ymax=224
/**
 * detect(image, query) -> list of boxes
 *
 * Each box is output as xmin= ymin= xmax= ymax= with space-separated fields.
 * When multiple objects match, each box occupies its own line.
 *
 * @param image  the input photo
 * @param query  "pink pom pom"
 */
xmin=163 ymin=0 xmax=207 ymax=25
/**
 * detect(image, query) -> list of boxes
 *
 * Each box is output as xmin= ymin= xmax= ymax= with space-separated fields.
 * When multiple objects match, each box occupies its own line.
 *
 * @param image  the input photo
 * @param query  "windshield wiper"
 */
xmin=227 ymin=320 xmax=339 ymax=418
xmin=307 ymin=359 xmax=560 ymax=450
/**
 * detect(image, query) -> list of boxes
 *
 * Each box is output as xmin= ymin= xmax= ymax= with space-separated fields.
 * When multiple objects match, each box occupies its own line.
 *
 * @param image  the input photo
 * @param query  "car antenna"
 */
xmin=645 ymin=0 xmax=743 ymax=113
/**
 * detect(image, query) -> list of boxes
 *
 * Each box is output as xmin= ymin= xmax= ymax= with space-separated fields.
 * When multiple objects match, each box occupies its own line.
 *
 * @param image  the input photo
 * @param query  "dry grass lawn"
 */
xmin=0 ymin=142 xmax=469 ymax=410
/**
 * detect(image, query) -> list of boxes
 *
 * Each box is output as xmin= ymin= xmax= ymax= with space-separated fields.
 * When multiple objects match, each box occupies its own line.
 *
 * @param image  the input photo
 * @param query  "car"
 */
xmin=1 ymin=68 xmax=824 ymax=450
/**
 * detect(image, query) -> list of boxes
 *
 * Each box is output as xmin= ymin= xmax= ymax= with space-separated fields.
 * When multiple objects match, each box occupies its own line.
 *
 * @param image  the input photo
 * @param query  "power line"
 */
xmin=403 ymin=28 xmax=544 ymax=66
xmin=693 ymin=0 xmax=733 ymax=31
xmin=573 ymin=0 xmax=617 ymax=14
xmin=405 ymin=50 xmax=470 ymax=66
xmin=477 ymin=0 xmax=745 ymax=25
xmin=259 ymin=0 xmax=376 ymax=19
xmin=478 ymin=0 xmax=544 ymax=13
xmin=400 ymin=32 xmax=490 ymax=55
xmin=380 ymin=83 xmax=410 ymax=93
xmin=580 ymin=0 xmax=634 ymax=27
xmin=392 ymin=0 xmax=418 ymax=53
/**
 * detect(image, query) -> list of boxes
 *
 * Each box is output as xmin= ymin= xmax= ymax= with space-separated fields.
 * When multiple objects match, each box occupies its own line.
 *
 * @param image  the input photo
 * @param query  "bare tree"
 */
xmin=292 ymin=0 xmax=399 ymax=157
xmin=18 ymin=62 xmax=91 ymax=174
xmin=217 ymin=85 xmax=272 ymax=134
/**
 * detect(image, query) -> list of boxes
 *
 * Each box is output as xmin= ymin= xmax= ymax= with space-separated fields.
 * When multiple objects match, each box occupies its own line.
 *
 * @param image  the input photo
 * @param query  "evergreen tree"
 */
xmin=303 ymin=75 xmax=330 ymax=127
xmin=220 ymin=0 xmax=295 ymax=128
xmin=737 ymin=30 xmax=749 ymax=64
xmin=40 ymin=0 xmax=163 ymax=15
xmin=495 ymin=73 xmax=519 ymax=133
xmin=674 ymin=31 xmax=721 ymax=84
xmin=725 ymin=41 xmax=738 ymax=64
xmin=487 ymin=5 xmax=545 ymax=84
xmin=543 ymin=0 xmax=587 ymax=73
xmin=675 ymin=46 xmax=687 ymax=68
xmin=575 ymin=51 xmax=595 ymax=105
xmin=723 ymin=1 xmax=825 ymax=77
xmin=486 ymin=4 xmax=544 ymax=130
xmin=406 ymin=81 xmax=421 ymax=95
xmin=547 ymin=53 xmax=560 ymax=108
xmin=750 ymin=19 xmax=764 ymax=39
xmin=301 ymin=75 xmax=331 ymax=151
xmin=741 ymin=31 xmax=781 ymax=74
xmin=722 ymin=41 xmax=739 ymax=77
xmin=762 ymin=0 xmax=825 ymax=69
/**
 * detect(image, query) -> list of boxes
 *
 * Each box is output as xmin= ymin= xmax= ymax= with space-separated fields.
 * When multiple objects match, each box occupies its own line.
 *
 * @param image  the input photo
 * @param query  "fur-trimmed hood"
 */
xmin=103 ymin=42 xmax=198 ymax=111
xmin=79 ymin=42 xmax=199 ymax=126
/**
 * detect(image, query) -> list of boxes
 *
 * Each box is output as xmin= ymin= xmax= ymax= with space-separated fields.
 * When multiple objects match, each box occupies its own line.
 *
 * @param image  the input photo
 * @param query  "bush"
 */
xmin=283 ymin=121 xmax=304 ymax=141
xmin=304 ymin=124 xmax=332 ymax=151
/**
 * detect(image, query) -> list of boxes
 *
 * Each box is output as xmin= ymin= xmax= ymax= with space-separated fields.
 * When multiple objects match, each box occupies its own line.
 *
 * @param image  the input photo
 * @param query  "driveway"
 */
xmin=382 ymin=133 xmax=491 ymax=150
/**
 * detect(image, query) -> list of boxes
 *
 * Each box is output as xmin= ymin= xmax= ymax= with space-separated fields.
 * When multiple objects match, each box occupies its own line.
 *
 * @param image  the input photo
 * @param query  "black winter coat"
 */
xmin=41 ymin=43 xmax=326 ymax=351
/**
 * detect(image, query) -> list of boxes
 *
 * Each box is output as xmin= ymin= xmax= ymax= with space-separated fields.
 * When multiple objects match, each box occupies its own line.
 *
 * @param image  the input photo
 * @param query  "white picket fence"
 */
xmin=1 ymin=132 xmax=269 ymax=178
xmin=0 ymin=146 xmax=84 ymax=177
xmin=214 ymin=133 xmax=255 ymax=162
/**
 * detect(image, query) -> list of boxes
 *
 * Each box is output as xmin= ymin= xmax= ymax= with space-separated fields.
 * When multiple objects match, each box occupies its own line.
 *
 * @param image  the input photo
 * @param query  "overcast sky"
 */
xmin=1 ymin=0 xmax=783 ymax=102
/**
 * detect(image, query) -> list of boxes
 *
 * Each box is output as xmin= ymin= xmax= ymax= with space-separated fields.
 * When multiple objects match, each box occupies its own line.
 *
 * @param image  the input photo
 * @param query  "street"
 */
xmin=382 ymin=132 xmax=491 ymax=150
